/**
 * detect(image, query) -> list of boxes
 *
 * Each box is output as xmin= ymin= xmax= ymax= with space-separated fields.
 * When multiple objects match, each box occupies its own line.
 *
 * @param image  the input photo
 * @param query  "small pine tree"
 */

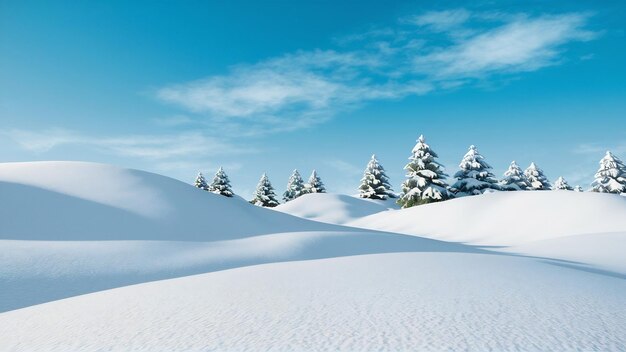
xmin=553 ymin=176 xmax=573 ymax=191
xmin=194 ymin=172 xmax=209 ymax=191
xmin=251 ymin=173 xmax=280 ymax=207
xmin=358 ymin=154 xmax=395 ymax=200
xmin=450 ymin=145 xmax=500 ymax=196
xmin=283 ymin=169 xmax=306 ymax=202
xmin=591 ymin=151 xmax=626 ymax=194
xmin=499 ymin=161 xmax=529 ymax=191
xmin=574 ymin=185 xmax=584 ymax=192
xmin=210 ymin=167 xmax=234 ymax=197
xmin=524 ymin=162 xmax=551 ymax=190
xmin=305 ymin=170 xmax=326 ymax=193
xmin=398 ymin=135 xmax=451 ymax=208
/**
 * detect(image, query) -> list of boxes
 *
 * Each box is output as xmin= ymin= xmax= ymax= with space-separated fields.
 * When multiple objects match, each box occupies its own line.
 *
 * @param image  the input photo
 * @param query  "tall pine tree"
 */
xmin=283 ymin=169 xmax=306 ymax=202
xmin=591 ymin=151 xmax=626 ymax=193
xmin=499 ymin=161 xmax=529 ymax=190
xmin=450 ymin=145 xmax=499 ymax=196
xmin=251 ymin=173 xmax=280 ymax=207
xmin=553 ymin=176 xmax=573 ymax=190
xmin=524 ymin=162 xmax=551 ymax=190
xmin=358 ymin=154 xmax=395 ymax=200
xmin=397 ymin=135 xmax=451 ymax=208
xmin=210 ymin=167 xmax=234 ymax=197
xmin=306 ymin=170 xmax=326 ymax=193
xmin=194 ymin=172 xmax=209 ymax=191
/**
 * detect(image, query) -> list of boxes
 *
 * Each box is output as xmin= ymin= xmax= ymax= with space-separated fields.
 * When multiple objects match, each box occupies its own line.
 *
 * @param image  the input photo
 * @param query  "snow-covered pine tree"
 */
xmin=283 ymin=169 xmax=306 ymax=202
xmin=194 ymin=172 xmax=209 ymax=191
xmin=574 ymin=185 xmax=583 ymax=192
xmin=524 ymin=162 xmax=551 ymax=190
xmin=498 ymin=161 xmax=529 ymax=190
xmin=591 ymin=151 xmax=626 ymax=194
xmin=450 ymin=145 xmax=500 ymax=197
xmin=209 ymin=167 xmax=234 ymax=197
xmin=553 ymin=176 xmax=573 ymax=190
xmin=358 ymin=154 xmax=395 ymax=200
xmin=397 ymin=135 xmax=451 ymax=208
xmin=251 ymin=173 xmax=280 ymax=207
xmin=306 ymin=170 xmax=326 ymax=193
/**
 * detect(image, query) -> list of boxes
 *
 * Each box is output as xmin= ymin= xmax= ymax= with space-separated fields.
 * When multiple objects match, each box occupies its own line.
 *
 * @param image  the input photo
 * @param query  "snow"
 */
xmin=2 ymin=253 xmax=625 ymax=351
xmin=2 ymin=161 xmax=626 ymax=351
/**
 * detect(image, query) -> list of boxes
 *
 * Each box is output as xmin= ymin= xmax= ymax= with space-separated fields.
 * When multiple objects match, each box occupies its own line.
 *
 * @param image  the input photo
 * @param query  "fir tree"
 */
xmin=209 ymin=167 xmax=234 ymax=197
xmin=251 ymin=173 xmax=280 ymax=207
xmin=574 ymin=185 xmax=584 ymax=192
xmin=397 ymin=135 xmax=451 ymax=208
xmin=591 ymin=151 xmax=626 ymax=193
xmin=524 ymin=162 xmax=551 ymax=190
xmin=499 ymin=161 xmax=529 ymax=190
xmin=194 ymin=172 xmax=209 ymax=191
xmin=306 ymin=170 xmax=326 ymax=193
xmin=450 ymin=145 xmax=500 ymax=196
xmin=553 ymin=176 xmax=573 ymax=190
xmin=358 ymin=154 xmax=395 ymax=200
xmin=283 ymin=169 xmax=306 ymax=202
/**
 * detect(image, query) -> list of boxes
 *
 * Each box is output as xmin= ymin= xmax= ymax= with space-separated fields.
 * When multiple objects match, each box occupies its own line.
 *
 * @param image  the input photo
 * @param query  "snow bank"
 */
xmin=0 ymin=161 xmax=338 ymax=241
xmin=275 ymin=193 xmax=397 ymax=224
xmin=2 ymin=252 xmax=625 ymax=351
xmin=348 ymin=191 xmax=626 ymax=245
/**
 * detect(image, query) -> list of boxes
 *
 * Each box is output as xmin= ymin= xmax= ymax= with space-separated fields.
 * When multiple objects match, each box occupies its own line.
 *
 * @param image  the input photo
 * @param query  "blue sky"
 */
xmin=1 ymin=0 xmax=625 ymax=196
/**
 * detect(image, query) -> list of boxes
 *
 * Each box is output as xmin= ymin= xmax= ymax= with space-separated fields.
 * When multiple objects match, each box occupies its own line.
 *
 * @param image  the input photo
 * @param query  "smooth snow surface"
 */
xmin=2 ymin=253 xmax=625 ymax=351
xmin=275 ymin=193 xmax=397 ymax=224
xmin=348 ymin=191 xmax=626 ymax=245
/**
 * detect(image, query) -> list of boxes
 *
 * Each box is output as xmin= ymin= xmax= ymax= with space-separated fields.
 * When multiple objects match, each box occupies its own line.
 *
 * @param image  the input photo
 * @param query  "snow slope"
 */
xmin=2 ymin=253 xmax=625 ymax=351
xmin=0 ymin=161 xmax=339 ymax=241
xmin=275 ymin=193 xmax=397 ymax=224
xmin=348 ymin=191 xmax=626 ymax=245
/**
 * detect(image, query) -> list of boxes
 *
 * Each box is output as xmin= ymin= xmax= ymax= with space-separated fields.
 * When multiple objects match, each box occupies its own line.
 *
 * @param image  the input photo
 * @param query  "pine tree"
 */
xmin=358 ymin=154 xmax=395 ymax=200
xmin=450 ymin=145 xmax=500 ymax=196
xmin=574 ymin=185 xmax=584 ymax=192
xmin=553 ymin=176 xmax=573 ymax=191
xmin=524 ymin=162 xmax=551 ymax=190
xmin=591 ymin=151 xmax=626 ymax=194
xmin=305 ymin=170 xmax=326 ymax=193
xmin=283 ymin=169 xmax=306 ymax=202
xmin=251 ymin=173 xmax=280 ymax=207
xmin=194 ymin=172 xmax=209 ymax=191
xmin=499 ymin=161 xmax=529 ymax=191
xmin=397 ymin=135 xmax=451 ymax=208
xmin=209 ymin=167 xmax=234 ymax=197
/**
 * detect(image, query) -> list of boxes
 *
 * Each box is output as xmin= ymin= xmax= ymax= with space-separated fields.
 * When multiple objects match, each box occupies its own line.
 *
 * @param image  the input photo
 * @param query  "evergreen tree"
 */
xmin=209 ymin=167 xmax=234 ymax=197
xmin=591 ymin=151 xmax=626 ymax=193
xmin=574 ymin=185 xmax=584 ymax=192
xmin=283 ymin=169 xmax=306 ymax=202
xmin=524 ymin=162 xmax=551 ymax=190
xmin=397 ymin=135 xmax=451 ymax=208
xmin=499 ymin=161 xmax=529 ymax=191
xmin=358 ymin=154 xmax=395 ymax=200
xmin=251 ymin=173 xmax=280 ymax=207
xmin=450 ymin=145 xmax=500 ymax=196
xmin=553 ymin=176 xmax=573 ymax=190
xmin=305 ymin=170 xmax=326 ymax=193
xmin=194 ymin=172 xmax=209 ymax=191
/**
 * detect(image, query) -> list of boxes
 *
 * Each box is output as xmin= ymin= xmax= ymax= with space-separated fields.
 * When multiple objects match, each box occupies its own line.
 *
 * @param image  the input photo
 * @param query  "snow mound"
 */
xmin=348 ymin=191 xmax=626 ymax=245
xmin=275 ymin=193 xmax=397 ymax=224
xmin=2 ymin=252 xmax=625 ymax=351
xmin=0 ymin=161 xmax=337 ymax=241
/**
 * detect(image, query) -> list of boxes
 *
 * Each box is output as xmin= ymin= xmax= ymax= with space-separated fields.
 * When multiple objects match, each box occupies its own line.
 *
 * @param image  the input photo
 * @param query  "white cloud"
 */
xmin=407 ymin=9 xmax=471 ymax=31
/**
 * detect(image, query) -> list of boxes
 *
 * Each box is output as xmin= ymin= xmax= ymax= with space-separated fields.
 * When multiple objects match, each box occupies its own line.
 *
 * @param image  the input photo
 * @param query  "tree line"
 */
xmin=194 ymin=134 xmax=626 ymax=208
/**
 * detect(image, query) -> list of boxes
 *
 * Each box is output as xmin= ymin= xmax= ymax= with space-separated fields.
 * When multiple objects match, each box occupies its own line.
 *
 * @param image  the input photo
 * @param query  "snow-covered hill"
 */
xmin=347 ymin=191 xmax=626 ymax=245
xmin=275 ymin=193 xmax=398 ymax=224
xmin=2 ymin=253 xmax=625 ymax=351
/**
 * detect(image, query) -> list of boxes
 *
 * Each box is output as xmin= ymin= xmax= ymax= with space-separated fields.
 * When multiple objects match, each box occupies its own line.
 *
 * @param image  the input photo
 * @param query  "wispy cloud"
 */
xmin=157 ymin=10 xmax=597 ymax=136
